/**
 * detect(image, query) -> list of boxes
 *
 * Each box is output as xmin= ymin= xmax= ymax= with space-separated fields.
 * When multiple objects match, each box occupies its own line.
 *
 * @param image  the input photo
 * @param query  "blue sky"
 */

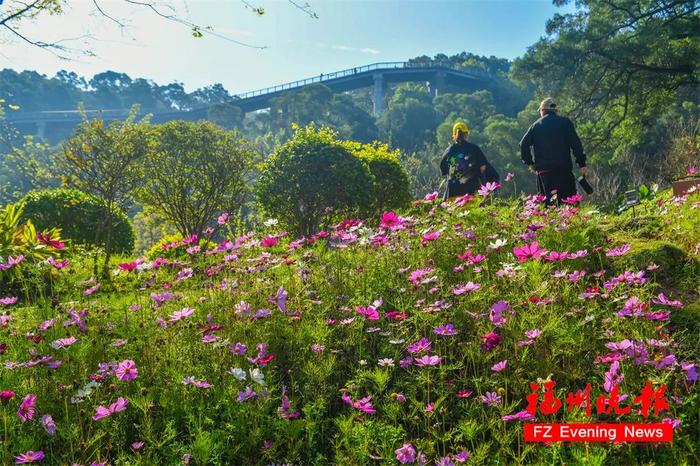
xmin=0 ymin=0 xmax=571 ymax=95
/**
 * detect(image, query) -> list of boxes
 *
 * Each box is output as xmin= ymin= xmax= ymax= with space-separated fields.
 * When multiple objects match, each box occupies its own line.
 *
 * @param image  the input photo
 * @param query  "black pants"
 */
xmin=536 ymin=169 xmax=577 ymax=205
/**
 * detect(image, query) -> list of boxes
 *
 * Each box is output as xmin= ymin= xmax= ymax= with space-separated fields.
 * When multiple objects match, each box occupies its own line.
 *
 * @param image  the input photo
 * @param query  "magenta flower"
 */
xmin=481 ymin=331 xmax=502 ymax=351
xmin=41 ymin=414 xmax=56 ymax=435
xmin=341 ymin=392 xmax=376 ymax=415
xmin=380 ymin=211 xmax=404 ymax=230
xmin=407 ymin=338 xmax=432 ymax=354
xmin=489 ymin=300 xmax=509 ymax=327
xmin=356 ymin=305 xmax=380 ymax=320
xmin=229 ymin=342 xmax=247 ymax=355
xmin=652 ymin=293 xmax=683 ymax=308
xmin=395 ymin=443 xmax=416 ymax=464
xmin=513 ymin=241 xmax=547 ymax=262
xmin=115 ymin=360 xmax=138 ymax=381
xmin=92 ymin=397 xmax=128 ymax=421
xmin=48 ymin=258 xmax=70 ymax=269
xmin=14 ymin=450 xmax=45 ymax=464
xmin=562 ymin=194 xmax=584 ymax=204
xmin=414 ymin=354 xmax=441 ymax=367
xmin=421 ymin=230 xmax=442 ymax=244
xmin=1 ymin=390 xmax=14 ymax=402
xmin=118 ymin=261 xmax=138 ymax=271
xmin=424 ymin=191 xmax=439 ymax=201
xmin=434 ymin=324 xmax=458 ymax=336
xmin=501 ymin=410 xmax=535 ymax=421
xmin=606 ymin=244 xmax=631 ymax=257
xmin=261 ymin=236 xmax=278 ymax=248
xmin=17 ymin=394 xmax=37 ymax=423
xmin=491 ymin=359 xmax=507 ymax=372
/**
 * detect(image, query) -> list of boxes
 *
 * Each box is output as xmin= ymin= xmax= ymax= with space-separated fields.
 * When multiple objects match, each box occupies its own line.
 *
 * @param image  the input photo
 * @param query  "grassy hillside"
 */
xmin=1 ymin=187 xmax=699 ymax=465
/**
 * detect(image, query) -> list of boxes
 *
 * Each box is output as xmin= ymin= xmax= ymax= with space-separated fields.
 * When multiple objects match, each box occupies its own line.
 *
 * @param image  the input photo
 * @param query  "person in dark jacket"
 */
xmin=440 ymin=121 xmax=487 ymax=199
xmin=519 ymin=97 xmax=588 ymax=205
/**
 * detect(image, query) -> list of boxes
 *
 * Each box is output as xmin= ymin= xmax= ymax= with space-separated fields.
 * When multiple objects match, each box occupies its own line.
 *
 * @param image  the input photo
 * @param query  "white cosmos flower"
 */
xmin=378 ymin=358 xmax=395 ymax=367
xmin=263 ymin=218 xmax=279 ymax=227
xmin=229 ymin=367 xmax=246 ymax=381
xmin=249 ymin=368 xmax=265 ymax=385
xmin=488 ymin=238 xmax=507 ymax=250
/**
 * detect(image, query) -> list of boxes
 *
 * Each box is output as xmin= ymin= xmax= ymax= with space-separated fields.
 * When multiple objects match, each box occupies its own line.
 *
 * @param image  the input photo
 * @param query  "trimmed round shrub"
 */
xmin=20 ymin=189 xmax=135 ymax=254
xmin=344 ymin=141 xmax=412 ymax=214
xmin=256 ymin=125 xmax=374 ymax=237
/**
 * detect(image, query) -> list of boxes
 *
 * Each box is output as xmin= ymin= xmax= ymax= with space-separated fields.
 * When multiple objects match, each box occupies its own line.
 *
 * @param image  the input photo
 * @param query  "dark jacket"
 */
xmin=519 ymin=113 xmax=586 ymax=171
xmin=440 ymin=141 xmax=487 ymax=197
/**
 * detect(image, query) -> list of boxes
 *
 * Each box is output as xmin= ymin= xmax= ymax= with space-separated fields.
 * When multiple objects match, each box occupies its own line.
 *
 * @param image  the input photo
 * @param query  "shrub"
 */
xmin=343 ymin=141 xmax=412 ymax=215
xmin=0 ymin=201 xmax=63 ymax=284
xmin=256 ymin=125 xmax=374 ymax=236
xmin=21 ymin=189 xmax=135 ymax=254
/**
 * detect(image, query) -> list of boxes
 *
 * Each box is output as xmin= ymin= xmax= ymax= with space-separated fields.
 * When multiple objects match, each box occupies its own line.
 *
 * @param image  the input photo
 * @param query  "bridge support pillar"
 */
xmin=372 ymin=73 xmax=386 ymax=116
xmin=36 ymin=121 xmax=46 ymax=139
xmin=431 ymin=71 xmax=446 ymax=97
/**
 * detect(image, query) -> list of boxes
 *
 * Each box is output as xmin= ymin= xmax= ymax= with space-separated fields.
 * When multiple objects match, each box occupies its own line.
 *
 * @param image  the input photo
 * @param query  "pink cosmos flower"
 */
xmin=182 ymin=376 xmax=214 ymax=389
xmin=434 ymin=324 xmax=458 ymax=336
xmin=0 ymin=296 xmax=18 ymax=306
xmin=48 ymin=258 xmax=70 ymax=269
xmin=513 ymin=241 xmax=547 ymax=262
xmin=414 ymin=354 xmax=441 ymax=367
xmin=217 ymin=212 xmax=230 ymax=225
xmin=407 ymin=337 xmax=431 ymax=354
xmin=452 ymin=282 xmax=480 ymax=295
xmin=606 ymin=244 xmax=631 ymax=257
xmin=115 ymin=360 xmax=138 ymax=381
xmin=92 ymin=397 xmax=128 ymax=421
xmin=341 ymin=392 xmax=376 ymax=415
xmin=491 ymin=359 xmax=507 ymax=372
xmin=505 ymin=172 xmax=514 ymax=182
xmin=525 ymin=329 xmax=542 ymax=339
xmin=489 ymin=300 xmax=509 ymax=327
xmin=478 ymin=182 xmax=500 ymax=196
xmin=688 ymin=166 xmax=698 ymax=176
xmin=395 ymin=443 xmax=416 ymax=464
xmin=424 ymin=191 xmax=439 ymax=201
xmin=652 ymin=293 xmax=683 ymax=308
xmin=562 ymin=194 xmax=583 ymax=204
xmin=132 ymin=441 xmax=145 ymax=450
xmin=14 ymin=450 xmax=45 ymax=464
xmin=168 ymin=307 xmax=195 ymax=324
xmin=356 ymin=305 xmax=380 ymax=320
xmin=0 ymin=255 xmax=24 ymax=271
xmin=481 ymin=391 xmax=501 ymax=406
xmin=51 ymin=336 xmax=77 ymax=349
xmin=17 ymin=394 xmax=37 ymax=422
xmin=83 ymin=284 xmax=101 ymax=296
xmin=501 ymin=410 xmax=535 ymax=421
xmin=421 ymin=230 xmax=442 ymax=244
xmin=480 ymin=331 xmax=502 ymax=351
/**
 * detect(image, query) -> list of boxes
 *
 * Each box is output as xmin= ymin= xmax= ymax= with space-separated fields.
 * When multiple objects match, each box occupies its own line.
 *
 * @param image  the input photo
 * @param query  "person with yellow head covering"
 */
xmin=440 ymin=120 xmax=488 ymax=198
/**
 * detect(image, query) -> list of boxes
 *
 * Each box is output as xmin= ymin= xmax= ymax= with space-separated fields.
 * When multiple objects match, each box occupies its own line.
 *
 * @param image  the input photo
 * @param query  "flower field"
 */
xmin=1 ymin=188 xmax=699 ymax=465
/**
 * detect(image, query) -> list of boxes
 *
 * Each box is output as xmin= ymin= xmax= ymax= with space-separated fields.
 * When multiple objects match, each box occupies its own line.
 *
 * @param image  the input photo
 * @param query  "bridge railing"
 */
xmin=233 ymin=61 xmax=470 ymax=100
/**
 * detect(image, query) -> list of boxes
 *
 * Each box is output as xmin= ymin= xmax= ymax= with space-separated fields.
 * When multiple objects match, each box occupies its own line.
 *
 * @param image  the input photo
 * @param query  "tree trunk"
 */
xmin=102 ymin=209 xmax=114 ymax=279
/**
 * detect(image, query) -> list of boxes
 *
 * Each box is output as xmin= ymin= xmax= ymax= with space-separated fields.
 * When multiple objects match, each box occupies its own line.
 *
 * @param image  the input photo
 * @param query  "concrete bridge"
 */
xmin=6 ymin=61 xmax=497 ymax=137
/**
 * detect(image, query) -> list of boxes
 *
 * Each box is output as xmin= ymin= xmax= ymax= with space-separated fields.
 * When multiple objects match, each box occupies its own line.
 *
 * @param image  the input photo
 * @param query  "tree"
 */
xmin=255 ymin=125 xmax=374 ymax=237
xmin=512 ymin=0 xmax=699 ymax=163
xmin=344 ymin=141 xmax=412 ymax=214
xmin=137 ymin=120 xmax=255 ymax=237
xmin=61 ymin=108 xmax=151 ymax=276
xmin=379 ymin=84 xmax=437 ymax=152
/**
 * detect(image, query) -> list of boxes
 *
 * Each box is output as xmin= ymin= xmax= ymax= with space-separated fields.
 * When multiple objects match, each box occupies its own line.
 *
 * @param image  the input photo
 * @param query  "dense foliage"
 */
xmin=255 ymin=125 xmax=374 ymax=236
xmin=136 ymin=120 xmax=255 ymax=237
xmin=20 ymin=189 xmax=135 ymax=255
xmin=0 ymin=181 xmax=698 ymax=464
